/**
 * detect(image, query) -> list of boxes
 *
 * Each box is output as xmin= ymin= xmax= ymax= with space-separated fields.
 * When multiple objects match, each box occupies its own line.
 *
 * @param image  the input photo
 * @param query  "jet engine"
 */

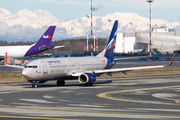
xmin=78 ymin=73 xmax=96 ymax=84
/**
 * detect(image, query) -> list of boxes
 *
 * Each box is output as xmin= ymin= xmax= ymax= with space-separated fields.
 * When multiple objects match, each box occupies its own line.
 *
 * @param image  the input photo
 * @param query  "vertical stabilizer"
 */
xmin=97 ymin=20 xmax=118 ymax=58
xmin=35 ymin=26 xmax=56 ymax=47
xmin=25 ymin=26 xmax=56 ymax=56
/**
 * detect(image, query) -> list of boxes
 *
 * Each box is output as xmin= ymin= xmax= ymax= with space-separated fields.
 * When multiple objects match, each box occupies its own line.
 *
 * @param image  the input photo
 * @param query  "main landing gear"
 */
xmin=84 ymin=83 xmax=93 ymax=86
xmin=57 ymin=79 xmax=65 ymax=86
xmin=32 ymin=83 xmax=37 ymax=88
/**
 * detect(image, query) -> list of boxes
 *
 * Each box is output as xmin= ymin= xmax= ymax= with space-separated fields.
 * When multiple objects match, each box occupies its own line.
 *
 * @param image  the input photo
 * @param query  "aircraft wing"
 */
xmin=5 ymin=65 xmax=24 ymax=69
xmin=92 ymin=65 xmax=164 ymax=75
xmin=71 ymin=65 xmax=164 ymax=77
xmin=4 ymin=52 xmax=24 ymax=69
xmin=0 ymin=54 xmax=4 ymax=57
xmin=53 ymin=45 xmax=65 ymax=49
xmin=71 ymin=52 xmax=177 ymax=77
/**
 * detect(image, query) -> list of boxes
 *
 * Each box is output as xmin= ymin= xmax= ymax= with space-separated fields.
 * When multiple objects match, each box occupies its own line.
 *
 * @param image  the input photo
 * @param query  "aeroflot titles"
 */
xmin=47 ymin=61 xmax=61 ymax=65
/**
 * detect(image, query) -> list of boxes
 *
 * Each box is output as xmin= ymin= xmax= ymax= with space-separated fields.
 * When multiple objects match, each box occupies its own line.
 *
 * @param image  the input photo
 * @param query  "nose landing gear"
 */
xmin=32 ymin=81 xmax=37 ymax=88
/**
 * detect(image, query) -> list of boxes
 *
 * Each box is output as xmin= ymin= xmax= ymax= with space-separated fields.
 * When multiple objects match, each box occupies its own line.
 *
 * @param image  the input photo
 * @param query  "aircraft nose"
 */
xmin=22 ymin=69 xmax=31 ymax=80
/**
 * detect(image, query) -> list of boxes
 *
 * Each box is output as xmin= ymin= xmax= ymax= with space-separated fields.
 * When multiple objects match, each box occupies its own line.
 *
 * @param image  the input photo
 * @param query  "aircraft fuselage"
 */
xmin=22 ymin=56 xmax=110 ymax=82
xmin=0 ymin=46 xmax=32 ymax=58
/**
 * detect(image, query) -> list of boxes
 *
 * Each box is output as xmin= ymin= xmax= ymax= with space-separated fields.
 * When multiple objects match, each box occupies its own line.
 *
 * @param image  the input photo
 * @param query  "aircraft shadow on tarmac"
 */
xmin=20 ymin=80 xmax=112 ymax=88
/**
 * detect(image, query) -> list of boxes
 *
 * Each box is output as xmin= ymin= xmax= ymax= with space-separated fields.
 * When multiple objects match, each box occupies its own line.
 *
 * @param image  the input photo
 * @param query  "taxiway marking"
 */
xmin=1 ymin=106 xmax=180 ymax=118
xmin=0 ymin=115 xmax=79 ymax=120
xmin=97 ymin=85 xmax=180 ymax=106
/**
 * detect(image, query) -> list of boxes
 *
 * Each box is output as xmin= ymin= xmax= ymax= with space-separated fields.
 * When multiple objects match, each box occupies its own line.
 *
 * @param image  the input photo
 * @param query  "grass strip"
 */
xmin=0 ymin=67 xmax=180 ymax=82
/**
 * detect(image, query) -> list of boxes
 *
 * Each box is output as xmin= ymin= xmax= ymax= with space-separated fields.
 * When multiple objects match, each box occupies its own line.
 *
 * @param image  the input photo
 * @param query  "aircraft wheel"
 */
xmin=89 ymin=83 xmax=93 ymax=86
xmin=84 ymin=83 xmax=93 ymax=86
xmin=32 ymin=83 xmax=37 ymax=88
xmin=57 ymin=80 xmax=65 ymax=86
xmin=61 ymin=80 xmax=65 ymax=86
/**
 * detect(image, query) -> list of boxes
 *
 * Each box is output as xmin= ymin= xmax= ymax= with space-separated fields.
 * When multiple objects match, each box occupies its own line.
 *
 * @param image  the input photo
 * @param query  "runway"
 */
xmin=0 ymin=74 xmax=180 ymax=119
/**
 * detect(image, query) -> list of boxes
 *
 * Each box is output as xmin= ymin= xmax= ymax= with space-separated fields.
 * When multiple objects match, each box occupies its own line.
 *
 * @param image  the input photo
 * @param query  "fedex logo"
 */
xmin=43 ymin=35 xmax=52 ymax=38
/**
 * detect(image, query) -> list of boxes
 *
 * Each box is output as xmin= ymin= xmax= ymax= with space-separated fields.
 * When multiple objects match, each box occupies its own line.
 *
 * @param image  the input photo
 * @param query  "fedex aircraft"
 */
xmin=5 ymin=20 xmax=177 ymax=88
xmin=0 ymin=26 xmax=64 ymax=58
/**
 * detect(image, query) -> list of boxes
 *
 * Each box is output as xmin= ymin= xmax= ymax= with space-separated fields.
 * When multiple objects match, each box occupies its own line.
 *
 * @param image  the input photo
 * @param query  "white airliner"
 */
xmin=0 ymin=26 xmax=64 ymax=58
xmin=5 ymin=20 xmax=177 ymax=88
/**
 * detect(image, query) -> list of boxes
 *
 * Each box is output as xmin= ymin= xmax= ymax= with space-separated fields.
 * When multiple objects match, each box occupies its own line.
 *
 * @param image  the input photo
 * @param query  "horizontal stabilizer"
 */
xmin=114 ymin=56 xmax=149 ymax=61
xmin=53 ymin=45 xmax=65 ymax=49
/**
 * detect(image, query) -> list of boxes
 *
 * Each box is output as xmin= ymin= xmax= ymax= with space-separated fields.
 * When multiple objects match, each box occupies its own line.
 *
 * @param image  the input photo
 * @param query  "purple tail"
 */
xmin=25 ymin=26 xmax=56 ymax=57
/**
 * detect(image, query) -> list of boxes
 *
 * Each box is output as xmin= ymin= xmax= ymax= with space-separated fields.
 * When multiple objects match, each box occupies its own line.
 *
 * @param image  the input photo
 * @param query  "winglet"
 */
xmin=5 ymin=52 xmax=7 ymax=65
xmin=166 ymin=51 xmax=177 ymax=66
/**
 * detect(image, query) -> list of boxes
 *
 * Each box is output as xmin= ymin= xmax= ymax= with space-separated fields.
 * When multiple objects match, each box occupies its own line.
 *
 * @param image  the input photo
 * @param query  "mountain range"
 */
xmin=0 ymin=8 xmax=179 ymax=42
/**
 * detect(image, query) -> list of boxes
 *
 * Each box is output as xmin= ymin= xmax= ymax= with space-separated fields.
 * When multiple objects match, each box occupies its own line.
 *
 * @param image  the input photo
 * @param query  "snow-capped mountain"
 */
xmin=0 ymin=8 xmax=179 ymax=42
xmin=0 ymin=8 xmax=61 ymax=28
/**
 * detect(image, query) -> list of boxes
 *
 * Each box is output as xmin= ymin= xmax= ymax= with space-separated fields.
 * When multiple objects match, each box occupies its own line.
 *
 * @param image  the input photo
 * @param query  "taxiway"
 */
xmin=0 ymin=74 xmax=180 ymax=119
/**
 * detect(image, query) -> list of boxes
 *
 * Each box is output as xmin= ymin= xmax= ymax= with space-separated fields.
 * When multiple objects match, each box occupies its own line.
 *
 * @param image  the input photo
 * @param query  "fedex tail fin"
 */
xmin=97 ymin=20 xmax=118 ymax=58
xmin=25 ymin=26 xmax=56 ymax=56
xmin=34 ymin=26 xmax=56 ymax=48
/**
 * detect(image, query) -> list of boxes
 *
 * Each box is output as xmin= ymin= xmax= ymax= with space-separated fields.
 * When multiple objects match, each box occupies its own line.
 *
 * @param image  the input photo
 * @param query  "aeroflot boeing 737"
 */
xmin=0 ymin=26 xmax=64 ymax=58
xmin=5 ymin=20 xmax=177 ymax=88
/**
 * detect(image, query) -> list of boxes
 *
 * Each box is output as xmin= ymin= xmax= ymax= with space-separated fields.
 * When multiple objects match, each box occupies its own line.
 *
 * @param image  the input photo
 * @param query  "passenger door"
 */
xmin=41 ymin=61 xmax=48 ymax=75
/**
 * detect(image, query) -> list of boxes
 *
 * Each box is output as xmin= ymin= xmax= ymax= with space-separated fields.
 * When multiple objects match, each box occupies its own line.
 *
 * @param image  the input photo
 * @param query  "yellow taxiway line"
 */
xmin=97 ymin=85 xmax=180 ymax=106
xmin=0 ymin=115 xmax=79 ymax=120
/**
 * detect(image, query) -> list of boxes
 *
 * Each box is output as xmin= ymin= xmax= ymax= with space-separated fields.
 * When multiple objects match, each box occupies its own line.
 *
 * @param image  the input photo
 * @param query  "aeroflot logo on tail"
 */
xmin=43 ymin=35 xmax=52 ymax=38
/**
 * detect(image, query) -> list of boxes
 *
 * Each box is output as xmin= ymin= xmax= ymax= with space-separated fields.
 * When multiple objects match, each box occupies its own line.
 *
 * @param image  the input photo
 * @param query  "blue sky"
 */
xmin=1 ymin=0 xmax=180 ymax=22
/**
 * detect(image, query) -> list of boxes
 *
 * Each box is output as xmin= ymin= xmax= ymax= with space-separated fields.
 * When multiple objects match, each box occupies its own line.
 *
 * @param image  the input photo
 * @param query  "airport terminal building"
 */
xmin=115 ymin=27 xmax=180 ymax=54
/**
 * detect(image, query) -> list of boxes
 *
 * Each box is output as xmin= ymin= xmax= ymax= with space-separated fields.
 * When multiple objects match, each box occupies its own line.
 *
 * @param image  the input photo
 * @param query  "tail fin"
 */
xmin=35 ymin=26 xmax=56 ymax=47
xmin=25 ymin=26 xmax=56 ymax=56
xmin=97 ymin=20 xmax=118 ymax=58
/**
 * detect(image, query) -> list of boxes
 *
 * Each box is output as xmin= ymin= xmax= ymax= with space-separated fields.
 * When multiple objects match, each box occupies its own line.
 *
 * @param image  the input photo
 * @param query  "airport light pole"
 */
xmin=147 ymin=0 xmax=154 ymax=60
xmin=86 ymin=15 xmax=90 ymax=51
xmin=92 ymin=7 xmax=98 ymax=51
xmin=129 ymin=22 xmax=133 ymax=33
xmin=96 ymin=28 xmax=98 ymax=51
xmin=90 ymin=0 xmax=93 ymax=56
xmin=108 ymin=19 xmax=111 ymax=37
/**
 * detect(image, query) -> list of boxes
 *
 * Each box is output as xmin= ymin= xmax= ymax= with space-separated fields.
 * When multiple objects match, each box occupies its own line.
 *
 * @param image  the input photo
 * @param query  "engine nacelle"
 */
xmin=78 ymin=73 xmax=96 ymax=84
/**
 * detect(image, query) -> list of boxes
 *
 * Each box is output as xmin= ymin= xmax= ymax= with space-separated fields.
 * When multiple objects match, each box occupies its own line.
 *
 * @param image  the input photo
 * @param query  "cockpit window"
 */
xmin=25 ymin=65 xmax=37 ymax=68
xmin=33 ymin=66 xmax=37 ymax=68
